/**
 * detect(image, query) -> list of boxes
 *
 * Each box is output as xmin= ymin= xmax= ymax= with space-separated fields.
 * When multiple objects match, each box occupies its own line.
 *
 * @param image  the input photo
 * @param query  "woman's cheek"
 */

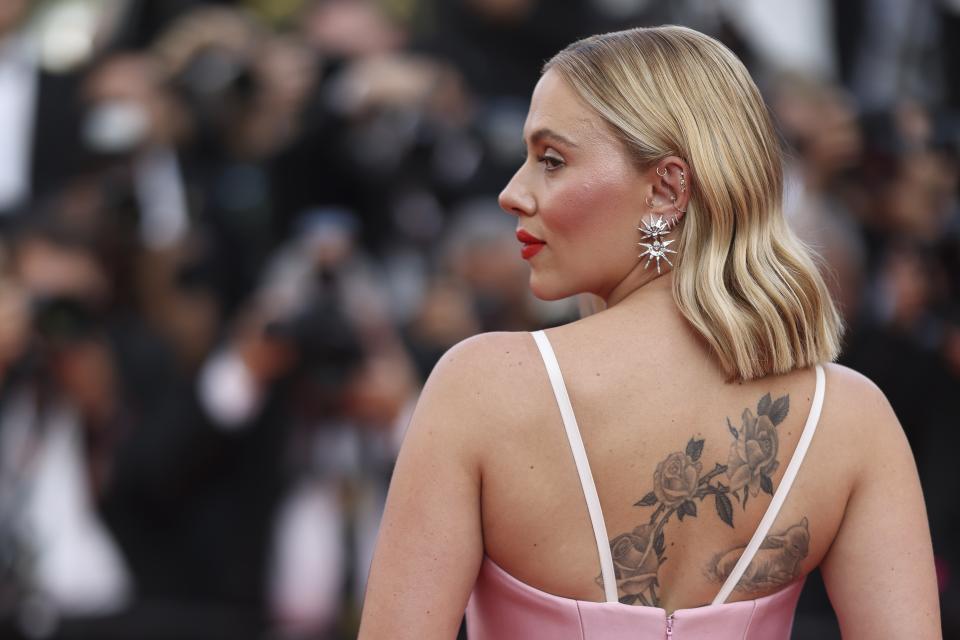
xmin=545 ymin=173 xmax=634 ymax=255
xmin=546 ymin=178 xmax=619 ymax=236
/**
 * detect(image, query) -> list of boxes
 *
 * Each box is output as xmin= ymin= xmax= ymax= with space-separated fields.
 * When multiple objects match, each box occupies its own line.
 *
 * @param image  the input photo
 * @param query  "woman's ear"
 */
xmin=646 ymin=157 xmax=690 ymax=226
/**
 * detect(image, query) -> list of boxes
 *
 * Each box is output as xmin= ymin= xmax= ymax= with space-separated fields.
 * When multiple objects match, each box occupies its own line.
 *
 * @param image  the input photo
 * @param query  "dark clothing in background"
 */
xmin=30 ymin=71 xmax=87 ymax=210
xmin=99 ymin=325 xmax=293 ymax=615
xmin=0 ymin=67 xmax=87 ymax=223
xmin=417 ymin=0 xmax=595 ymax=100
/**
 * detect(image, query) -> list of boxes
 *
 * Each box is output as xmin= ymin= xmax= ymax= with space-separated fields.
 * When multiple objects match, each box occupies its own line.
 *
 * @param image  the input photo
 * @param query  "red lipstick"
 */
xmin=517 ymin=229 xmax=546 ymax=260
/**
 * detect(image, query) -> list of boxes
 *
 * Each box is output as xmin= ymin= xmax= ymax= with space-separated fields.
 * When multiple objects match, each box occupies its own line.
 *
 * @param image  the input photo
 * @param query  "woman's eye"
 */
xmin=539 ymin=155 xmax=565 ymax=171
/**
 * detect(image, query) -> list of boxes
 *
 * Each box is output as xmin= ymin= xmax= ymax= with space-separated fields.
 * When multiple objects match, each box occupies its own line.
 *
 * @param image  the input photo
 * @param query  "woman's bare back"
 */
xmin=478 ymin=287 xmax=855 ymax=614
xmin=360 ymin=282 xmax=939 ymax=639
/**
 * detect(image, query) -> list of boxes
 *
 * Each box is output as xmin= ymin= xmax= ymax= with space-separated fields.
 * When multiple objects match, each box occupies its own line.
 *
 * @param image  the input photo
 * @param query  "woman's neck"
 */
xmin=602 ymin=266 xmax=674 ymax=310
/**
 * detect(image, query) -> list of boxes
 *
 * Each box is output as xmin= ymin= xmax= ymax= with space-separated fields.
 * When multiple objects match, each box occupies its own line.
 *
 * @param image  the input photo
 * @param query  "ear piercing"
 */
xmin=657 ymin=165 xmax=687 ymax=200
xmin=646 ymin=194 xmax=684 ymax=222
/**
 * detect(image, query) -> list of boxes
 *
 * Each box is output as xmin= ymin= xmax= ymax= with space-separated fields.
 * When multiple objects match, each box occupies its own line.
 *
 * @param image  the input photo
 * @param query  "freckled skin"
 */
xmin=499 ymin=69 xmax=652 ymax=301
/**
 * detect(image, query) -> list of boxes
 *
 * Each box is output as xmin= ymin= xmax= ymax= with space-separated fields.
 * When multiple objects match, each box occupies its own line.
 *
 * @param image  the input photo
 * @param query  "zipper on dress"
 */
xmin=666 ymin=613 xmax=674 ymax=639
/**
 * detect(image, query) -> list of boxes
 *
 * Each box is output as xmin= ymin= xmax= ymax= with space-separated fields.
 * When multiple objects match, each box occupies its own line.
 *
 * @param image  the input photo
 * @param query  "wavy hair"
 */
xmin=547 ymin=26 xmax=844 ymax=381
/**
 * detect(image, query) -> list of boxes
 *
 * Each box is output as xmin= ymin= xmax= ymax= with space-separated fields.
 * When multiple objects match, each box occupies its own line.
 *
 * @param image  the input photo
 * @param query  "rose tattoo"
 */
xmin=609 ymin=524 xmax=661 ymax=598
xmin=726 ymin=392 xmax=789 ymax=508
xmin=604 ymin=391 xmax=790 ymax=606
xmin=653 ymin=451 xmax=702 ymax=508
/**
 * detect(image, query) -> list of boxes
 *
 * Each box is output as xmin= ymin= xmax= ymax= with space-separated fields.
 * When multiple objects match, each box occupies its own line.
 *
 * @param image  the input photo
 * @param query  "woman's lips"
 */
xmin=516 ymin=229 xmax=545 ymax=260
xmin=520 ymin=243 xmax=545 ymax=259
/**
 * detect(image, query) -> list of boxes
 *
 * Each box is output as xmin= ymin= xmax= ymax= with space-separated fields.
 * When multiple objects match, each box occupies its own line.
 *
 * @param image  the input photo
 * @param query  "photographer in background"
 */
xmin=196 ymin=208 xmax=417 ymax=636
xmin=154 ymin=5 xmax=320 ymax=316
xmin=0 ymin=212 xmax=211 ymax=639
xmin=0 ymin=219 xmax=133 ymax=635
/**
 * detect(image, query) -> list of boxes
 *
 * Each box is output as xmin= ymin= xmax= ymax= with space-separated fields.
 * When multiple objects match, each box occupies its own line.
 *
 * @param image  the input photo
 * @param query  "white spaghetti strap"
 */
xmin=531 ymin=330 xmax=619 ymax=603
xmin=711 ymin=363 xmax=826 ymax=605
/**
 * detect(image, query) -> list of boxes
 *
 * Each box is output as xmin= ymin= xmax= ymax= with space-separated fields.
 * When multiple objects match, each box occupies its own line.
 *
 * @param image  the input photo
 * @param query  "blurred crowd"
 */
xmin=0 ymin=1 xmax=956 ymax=639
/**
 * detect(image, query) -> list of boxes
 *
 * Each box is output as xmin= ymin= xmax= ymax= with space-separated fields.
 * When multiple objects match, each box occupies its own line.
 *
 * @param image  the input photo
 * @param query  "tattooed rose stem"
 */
xmin=648 ymin=503 xmax=665 ymax=524
xmin=695 ymin=484 xmax=726 ymax=500
xmin=698 ymin=463 xmax=728 ymax=487
xmin=652 ymin=507 xmax=676 ymax=545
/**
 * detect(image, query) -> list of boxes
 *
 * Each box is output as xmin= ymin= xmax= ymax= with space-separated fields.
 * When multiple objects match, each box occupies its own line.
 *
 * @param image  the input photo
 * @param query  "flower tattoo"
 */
xmin=604 ymin=391 xmax=790 ymax=606
xmin=609 ymin=523 xmax=661 ymax=598
xmin=726 ymin=392 xmax=789 ymax=508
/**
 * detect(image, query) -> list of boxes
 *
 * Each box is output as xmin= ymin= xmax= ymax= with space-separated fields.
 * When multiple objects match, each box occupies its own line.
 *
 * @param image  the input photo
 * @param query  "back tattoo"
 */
xmin=601 ymin=391 xmax=809 ymax=606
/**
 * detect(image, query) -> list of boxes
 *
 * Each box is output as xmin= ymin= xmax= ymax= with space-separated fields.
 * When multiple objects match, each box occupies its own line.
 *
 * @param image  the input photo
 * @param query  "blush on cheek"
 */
xmin=544 ymin=165 xmax=637 ymax=247
xmin=553 ymin=166 xmax=641 ymax=292
xmin=525 ymin=184 xmax=631 ymax=300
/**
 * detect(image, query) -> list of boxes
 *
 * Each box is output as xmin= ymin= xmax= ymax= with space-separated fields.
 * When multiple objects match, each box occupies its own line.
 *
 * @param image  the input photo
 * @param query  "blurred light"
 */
xmin=81 ymin=101 xmax=149 ymax=154
xmin=36 ymin=1 xmax=96 ymax=73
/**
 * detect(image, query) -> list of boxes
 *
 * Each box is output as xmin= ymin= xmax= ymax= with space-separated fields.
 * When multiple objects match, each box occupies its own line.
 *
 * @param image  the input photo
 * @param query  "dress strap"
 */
xmin=530 ymin=330 xmax=619 ymax=603
xmin=711 ymin=363 xmax=826 ymax=605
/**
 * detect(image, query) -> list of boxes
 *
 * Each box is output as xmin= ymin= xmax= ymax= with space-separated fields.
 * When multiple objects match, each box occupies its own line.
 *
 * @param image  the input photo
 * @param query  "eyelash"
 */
xmin=520 ymin=148 xmax=565 ymax=172
xmin=539 ymin=155 xmax=564 ymax=171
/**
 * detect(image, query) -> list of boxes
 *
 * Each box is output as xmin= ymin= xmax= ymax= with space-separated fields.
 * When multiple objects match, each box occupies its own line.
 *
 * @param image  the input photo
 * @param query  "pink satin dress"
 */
xmin=466 ymin=330 xmax=826 ymax=640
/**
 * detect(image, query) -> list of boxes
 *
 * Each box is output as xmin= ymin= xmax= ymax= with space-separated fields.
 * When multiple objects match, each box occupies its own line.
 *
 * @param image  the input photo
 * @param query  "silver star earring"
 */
xmin=637 ymin=213 xmax=677 ymax=274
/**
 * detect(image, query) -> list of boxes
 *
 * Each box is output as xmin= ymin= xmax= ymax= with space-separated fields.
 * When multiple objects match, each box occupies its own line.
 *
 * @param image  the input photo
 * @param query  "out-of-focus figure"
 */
xmin=0 ymin=0 xmax=86 ymax=221
xmin=0 ymin=219 xmax=133 ymax=636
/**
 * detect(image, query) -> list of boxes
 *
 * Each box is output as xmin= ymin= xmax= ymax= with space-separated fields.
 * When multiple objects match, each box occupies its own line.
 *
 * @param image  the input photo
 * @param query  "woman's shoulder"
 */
xmin=421 ymin=331 xmax=544 ymax=418
xmin=816 ymin=362 xmax=908 ymax=471
xmin=438 ymin=330 xmax=538 ymax=362
xmin=407 ymin=332 xmax=548 ymax=462
xmin=429 ymin=331 xmax=540 ymax=383
xmin=820 ymin=361 xmax=898 ymax=423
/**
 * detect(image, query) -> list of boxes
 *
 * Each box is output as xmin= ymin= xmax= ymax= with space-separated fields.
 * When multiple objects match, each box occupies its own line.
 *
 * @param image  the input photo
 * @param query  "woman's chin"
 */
xmin=529 ymin=274 xmax=578 ymax=301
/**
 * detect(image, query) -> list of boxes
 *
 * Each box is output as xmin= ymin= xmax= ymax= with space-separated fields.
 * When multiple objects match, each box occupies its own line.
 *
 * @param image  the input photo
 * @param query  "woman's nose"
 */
xmin=498 ymin=171 xmax=535 ymax=217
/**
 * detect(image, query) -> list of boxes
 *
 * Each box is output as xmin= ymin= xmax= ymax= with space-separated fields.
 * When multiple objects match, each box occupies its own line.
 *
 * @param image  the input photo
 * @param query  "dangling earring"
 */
xmin=637 ymin=212 xmax=676 ymax=274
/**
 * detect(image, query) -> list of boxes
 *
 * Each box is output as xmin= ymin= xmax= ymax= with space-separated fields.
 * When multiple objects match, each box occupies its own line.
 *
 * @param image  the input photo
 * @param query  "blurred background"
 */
xmin=0 ymin=0 xmax=956 ymax=638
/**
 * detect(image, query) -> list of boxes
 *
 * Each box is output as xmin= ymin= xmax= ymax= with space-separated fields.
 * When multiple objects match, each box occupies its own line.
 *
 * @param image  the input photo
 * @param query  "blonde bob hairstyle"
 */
xmin=548 ymin=26 xmax=844 ymax=382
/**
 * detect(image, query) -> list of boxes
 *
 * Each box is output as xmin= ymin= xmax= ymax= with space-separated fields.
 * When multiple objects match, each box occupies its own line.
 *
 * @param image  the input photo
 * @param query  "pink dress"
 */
xmin=466 ymin=330 xmax=826 ymax=639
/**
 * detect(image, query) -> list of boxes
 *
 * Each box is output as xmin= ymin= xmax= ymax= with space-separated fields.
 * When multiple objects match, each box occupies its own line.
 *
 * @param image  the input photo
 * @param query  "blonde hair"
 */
xmin=546 ymin=26 xmax=844 ymax=381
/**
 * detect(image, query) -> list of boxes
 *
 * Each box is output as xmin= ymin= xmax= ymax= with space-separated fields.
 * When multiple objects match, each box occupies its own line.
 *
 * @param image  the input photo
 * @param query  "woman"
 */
xmin=358 ymin=26 xmax=941 ymax=639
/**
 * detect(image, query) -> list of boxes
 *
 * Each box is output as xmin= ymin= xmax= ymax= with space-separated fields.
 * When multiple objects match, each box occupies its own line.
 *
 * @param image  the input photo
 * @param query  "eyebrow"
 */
xmin=524 ymin=128 xmax=579 ymax=148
